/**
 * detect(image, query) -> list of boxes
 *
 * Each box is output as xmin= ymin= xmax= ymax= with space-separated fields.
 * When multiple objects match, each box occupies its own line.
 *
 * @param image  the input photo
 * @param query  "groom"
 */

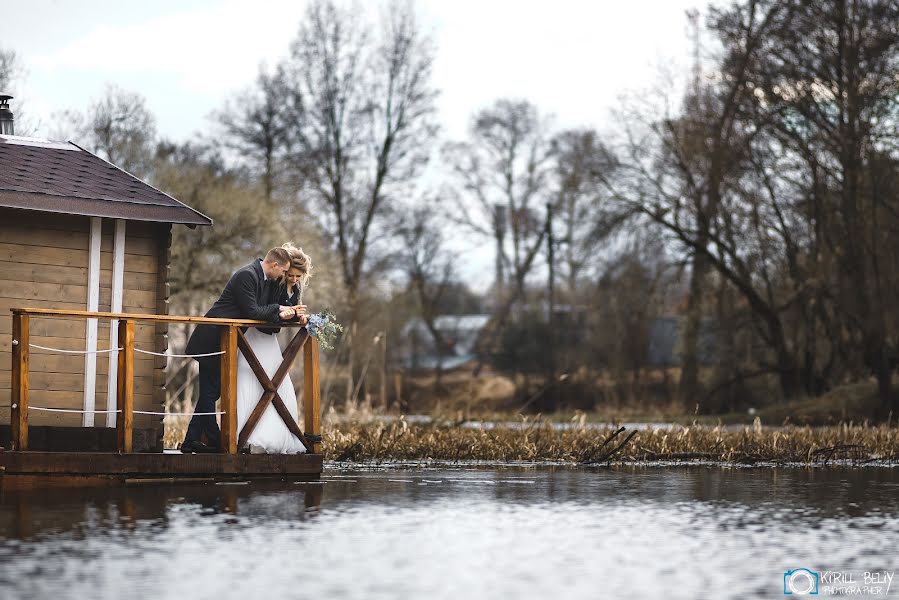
xmin=181 ymin=248 xmax=298 ymax=453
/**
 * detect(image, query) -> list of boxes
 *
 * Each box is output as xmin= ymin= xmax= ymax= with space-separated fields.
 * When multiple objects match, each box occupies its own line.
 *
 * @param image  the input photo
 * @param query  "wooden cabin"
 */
xmin=0 ymin=107 xmax=322 ymax=487
xmin=0 ymin=132 xmax=210 ymax=452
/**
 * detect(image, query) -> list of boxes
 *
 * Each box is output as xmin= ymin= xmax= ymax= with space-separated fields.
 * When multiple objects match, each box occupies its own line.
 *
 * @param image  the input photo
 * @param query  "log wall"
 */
xmin=0 ymin=208 xmax=169 ymax=436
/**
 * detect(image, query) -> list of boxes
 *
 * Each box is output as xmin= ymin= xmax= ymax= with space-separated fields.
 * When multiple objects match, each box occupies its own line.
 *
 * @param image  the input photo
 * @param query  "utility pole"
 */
xmin=546 ymin=201 xmax=556 ymax=320
xmin=686 ymin=8 xmax=702 ymax=106
xmin=492 ymin=203 xmax=507 ymax=306
xmin=546 ymin=200 xmax=556 ymax=380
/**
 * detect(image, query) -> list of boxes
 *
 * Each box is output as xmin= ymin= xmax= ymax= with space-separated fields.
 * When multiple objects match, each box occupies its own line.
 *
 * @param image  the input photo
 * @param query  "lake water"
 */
xmin=1 ymin=465 xmax=898 ymax=599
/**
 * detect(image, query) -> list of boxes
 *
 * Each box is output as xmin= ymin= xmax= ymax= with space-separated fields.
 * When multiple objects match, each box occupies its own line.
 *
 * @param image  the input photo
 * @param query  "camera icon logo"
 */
xmin=784 ymin=568 xmax=819 ymax=595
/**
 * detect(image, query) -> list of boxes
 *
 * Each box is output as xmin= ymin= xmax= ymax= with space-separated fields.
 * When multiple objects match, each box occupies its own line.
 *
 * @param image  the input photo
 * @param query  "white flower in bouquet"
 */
xmin=306 ymin=308 xmax=344 ymax=350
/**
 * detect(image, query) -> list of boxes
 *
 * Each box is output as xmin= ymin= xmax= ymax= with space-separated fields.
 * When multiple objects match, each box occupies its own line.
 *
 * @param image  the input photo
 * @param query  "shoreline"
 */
xmin=324 ymin=458 xmax=899 ymax=470
xmin=323 ymin=418 xmax=899 ymax=466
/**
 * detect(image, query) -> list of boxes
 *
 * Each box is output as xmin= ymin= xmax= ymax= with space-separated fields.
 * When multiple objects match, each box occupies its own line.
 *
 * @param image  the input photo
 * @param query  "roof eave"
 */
xmin=0 ymin=190 xmax=213 ymax=226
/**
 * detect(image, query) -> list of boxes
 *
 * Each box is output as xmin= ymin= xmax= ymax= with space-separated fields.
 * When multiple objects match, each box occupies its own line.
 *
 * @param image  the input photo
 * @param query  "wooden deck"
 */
xmin=0 ymin=451 xmax=323 ymax=488
xmin=4 ymin=308 xmax=325 ymax=488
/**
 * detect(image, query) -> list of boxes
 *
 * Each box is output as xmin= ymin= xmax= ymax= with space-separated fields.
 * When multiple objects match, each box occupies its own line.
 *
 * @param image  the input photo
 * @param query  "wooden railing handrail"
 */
xmin=10 ymin=308 xmax=305 ymax=327
xmin=8 ymin=307 xmax=322 ymax=457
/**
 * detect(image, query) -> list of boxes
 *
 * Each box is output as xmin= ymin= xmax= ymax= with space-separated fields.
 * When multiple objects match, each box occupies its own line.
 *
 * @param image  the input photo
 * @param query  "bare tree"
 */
xmin=282 ymin=0 xmax=438 ymax=402
xmin=444 ymin=99 xmax=554 ymax=372
xmin=156 ymin=143 xmax=288 ymax=309
xmin=395 ymin=202 xmax=458 ymax=386
xmin=397 ymin=203 xmax=454 ymax=355
xmin=215 ymin=65 xmax=298 ymax=202
xmin=550 ymin=128 xmax=620 ymax=299
xmin=738 ymin=0 xmax=899 ymax=413
xmin=0 ymin=47 xmax=36 ymax=135
xmin=0 ymin=48 xmax=20 ymax=92
xmin=55 ymin=84 xmax=158 ymax=178
xmin=601 ymin=1 xmax=810 ymax=404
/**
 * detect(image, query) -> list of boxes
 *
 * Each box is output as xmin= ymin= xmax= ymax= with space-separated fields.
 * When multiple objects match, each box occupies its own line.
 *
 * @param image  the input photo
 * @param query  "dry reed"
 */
xmin=164 ymin=413 xmax=899 ymax=465
xmin=322 ymin=417 xmax=899 ymax=465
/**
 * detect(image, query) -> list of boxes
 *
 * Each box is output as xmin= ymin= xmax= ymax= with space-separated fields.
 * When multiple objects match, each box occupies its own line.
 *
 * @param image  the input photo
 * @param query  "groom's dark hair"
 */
xmin=264 ymin=247 xmax=291 ymax=266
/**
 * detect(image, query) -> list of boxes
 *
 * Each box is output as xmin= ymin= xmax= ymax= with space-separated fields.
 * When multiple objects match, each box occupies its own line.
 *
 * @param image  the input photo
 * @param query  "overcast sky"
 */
xmin=3 ymin=0 xmax=703 ymax=143
xmin=3 ymin=0 xmax=708 ymax=291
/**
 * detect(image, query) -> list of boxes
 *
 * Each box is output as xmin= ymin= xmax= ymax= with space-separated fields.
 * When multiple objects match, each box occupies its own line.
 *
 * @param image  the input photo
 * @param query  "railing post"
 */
xmin=220 ymin=325 xmax=238 ymax=455
xmin=116 ymin=319 xmax=134 ymax=453
xmin=10 ymin=312 xmax=29 ymax=451
xmin=303 ymin=335 xmax=322 ymax=454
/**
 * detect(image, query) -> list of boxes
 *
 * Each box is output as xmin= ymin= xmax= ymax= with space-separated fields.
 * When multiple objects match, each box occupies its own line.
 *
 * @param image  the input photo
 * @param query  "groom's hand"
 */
xmin=278 ymin=305 xmax=307 ymax=321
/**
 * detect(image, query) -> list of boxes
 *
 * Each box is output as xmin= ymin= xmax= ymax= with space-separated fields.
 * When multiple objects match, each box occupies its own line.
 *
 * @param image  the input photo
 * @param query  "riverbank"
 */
xmin=324 ymin=417 xmax=899 ymax=465
xmin=161 ymin=410 xmax=899 ymax=466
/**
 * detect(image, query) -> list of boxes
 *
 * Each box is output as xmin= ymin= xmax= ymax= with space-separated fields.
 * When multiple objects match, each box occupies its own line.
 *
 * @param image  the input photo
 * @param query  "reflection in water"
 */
xmin=0 ymin=466 xmax=897 ymax=600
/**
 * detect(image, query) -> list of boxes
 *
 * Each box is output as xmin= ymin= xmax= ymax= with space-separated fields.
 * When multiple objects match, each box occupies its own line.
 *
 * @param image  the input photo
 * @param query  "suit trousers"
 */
xmin=184 ymin=358 xmax=222 ymax=447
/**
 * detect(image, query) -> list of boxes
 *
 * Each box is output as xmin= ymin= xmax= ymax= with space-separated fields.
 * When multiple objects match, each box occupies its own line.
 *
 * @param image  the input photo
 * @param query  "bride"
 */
xmin=236 ymin=243 xmax=313 ymax=454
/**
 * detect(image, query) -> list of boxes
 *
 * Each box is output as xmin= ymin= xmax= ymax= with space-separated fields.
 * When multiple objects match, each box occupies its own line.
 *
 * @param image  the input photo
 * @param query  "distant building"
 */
xmin=400 ymin=314 xmax=491 ymax=370
xmin=647 ymin=316 xmax=718 ymax=367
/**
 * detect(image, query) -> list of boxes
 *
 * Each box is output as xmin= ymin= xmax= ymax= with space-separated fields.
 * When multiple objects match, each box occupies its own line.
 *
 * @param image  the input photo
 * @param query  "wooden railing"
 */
xmin=8 ymin=308 xmax=322 ymax=455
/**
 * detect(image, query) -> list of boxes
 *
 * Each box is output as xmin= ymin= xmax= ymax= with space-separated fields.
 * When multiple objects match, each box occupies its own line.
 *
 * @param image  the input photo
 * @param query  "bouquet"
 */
xmin=306 ymin=308 xmax=344 ymax=350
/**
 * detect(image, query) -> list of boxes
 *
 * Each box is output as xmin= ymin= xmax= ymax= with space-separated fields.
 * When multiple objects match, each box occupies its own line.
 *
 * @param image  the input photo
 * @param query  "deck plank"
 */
xmin=0 ymin=451 xmax=322 ymax=477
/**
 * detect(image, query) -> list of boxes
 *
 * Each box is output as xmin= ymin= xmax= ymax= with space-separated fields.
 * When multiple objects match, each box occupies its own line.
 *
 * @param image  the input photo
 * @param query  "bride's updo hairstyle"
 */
xmin=281 ymin=242 xmax=313 ymax=290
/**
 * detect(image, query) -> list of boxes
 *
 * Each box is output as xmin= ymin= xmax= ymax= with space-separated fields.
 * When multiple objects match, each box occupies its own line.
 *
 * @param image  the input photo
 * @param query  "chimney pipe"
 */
xmin=0 ymin=95 xmax=14 ymax=136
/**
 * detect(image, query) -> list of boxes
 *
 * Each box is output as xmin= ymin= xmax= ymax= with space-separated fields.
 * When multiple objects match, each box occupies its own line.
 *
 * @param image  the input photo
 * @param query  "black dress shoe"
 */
xmin=181 ymin=440 xmax=219 ymax=454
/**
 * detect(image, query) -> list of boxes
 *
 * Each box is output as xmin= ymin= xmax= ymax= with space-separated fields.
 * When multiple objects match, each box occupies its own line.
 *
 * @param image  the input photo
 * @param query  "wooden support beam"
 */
xmin=269 ymin=394 xmax=311 ymax=450
xmin=116 ymin=319 xmax=134 ymax=453
xmin=237 ymin=328 xmax=309 ymax=450
xmin=11 ymin=312 xmax=29 ymax=450
xmin=304 ymin=336 xmax=322 ymax=454
xmin=219 ymin=325 xmax=238 ymax=455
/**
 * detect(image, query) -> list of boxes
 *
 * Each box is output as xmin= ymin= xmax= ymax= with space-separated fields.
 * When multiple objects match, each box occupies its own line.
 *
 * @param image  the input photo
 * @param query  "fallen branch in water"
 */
xmin=811 ymin=443 xmax=866 ymax=466
xmin=579 ymin=427 xmax=625 ymax=464
xmin=583 ymin=429 xmax=638 ymax=464
xmin=600 ymin=430 xmax=638 ymax=462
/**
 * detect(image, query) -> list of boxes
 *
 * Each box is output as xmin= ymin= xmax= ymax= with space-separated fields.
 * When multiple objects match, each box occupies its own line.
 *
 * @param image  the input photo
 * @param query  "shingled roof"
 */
xmin=0 ymin=134 xmax=211 ymax=226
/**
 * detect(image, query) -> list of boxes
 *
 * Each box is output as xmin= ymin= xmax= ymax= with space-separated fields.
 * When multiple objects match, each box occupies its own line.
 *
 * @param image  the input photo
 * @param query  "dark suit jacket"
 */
xmin=260 ymin=283 xmax=302 ymax=335
xmin=185 ymin=259 xmax=282 ymax=358
xmin=282 ymin=284 xmax=302 ymax=309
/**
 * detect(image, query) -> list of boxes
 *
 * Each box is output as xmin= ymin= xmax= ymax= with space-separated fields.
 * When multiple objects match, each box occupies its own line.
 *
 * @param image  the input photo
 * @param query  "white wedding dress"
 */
xmin=236 ymin=328 xmax=307 ymax=454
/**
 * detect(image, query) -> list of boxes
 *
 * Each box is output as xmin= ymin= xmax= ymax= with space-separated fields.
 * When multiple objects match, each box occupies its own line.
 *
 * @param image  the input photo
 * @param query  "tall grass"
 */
xmin=323 ymin=417 xmax=899 ymax=464
xmin=164 ymin=411 xmax=898 ymax=464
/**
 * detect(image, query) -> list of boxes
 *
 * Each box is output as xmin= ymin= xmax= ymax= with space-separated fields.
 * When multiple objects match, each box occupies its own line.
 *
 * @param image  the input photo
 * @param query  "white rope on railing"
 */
xmin=19 ymin=405 xmax=223 ymax=416
xmin=24 ymin=406 xmax=122 ymax=414
xmin=13 ymin=339 xmax=225 ymax=358
xmin=134 ymin=410 xmax=224 ymax=416
xmin=133 ymin=349 xmax=226 ymax=358
xmin=28 ymin=343 xmax=124 ymax=354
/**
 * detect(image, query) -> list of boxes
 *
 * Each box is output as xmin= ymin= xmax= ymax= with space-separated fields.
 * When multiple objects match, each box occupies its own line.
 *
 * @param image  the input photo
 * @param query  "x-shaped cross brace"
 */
xmin=236 ymin=327 xmax=312 ymax=452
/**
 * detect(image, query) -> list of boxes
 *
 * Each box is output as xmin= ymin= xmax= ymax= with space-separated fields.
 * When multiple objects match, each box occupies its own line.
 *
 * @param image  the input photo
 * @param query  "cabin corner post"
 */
xmin=303 ymin=335 xmax=322 ymax=454
xmin=116 ymin=319 xmax=135 ymax=453
xmin=10 ymin=312 xmax=29 ymax=451
xmin=220 ymin=325 xmax=238 ymax=454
